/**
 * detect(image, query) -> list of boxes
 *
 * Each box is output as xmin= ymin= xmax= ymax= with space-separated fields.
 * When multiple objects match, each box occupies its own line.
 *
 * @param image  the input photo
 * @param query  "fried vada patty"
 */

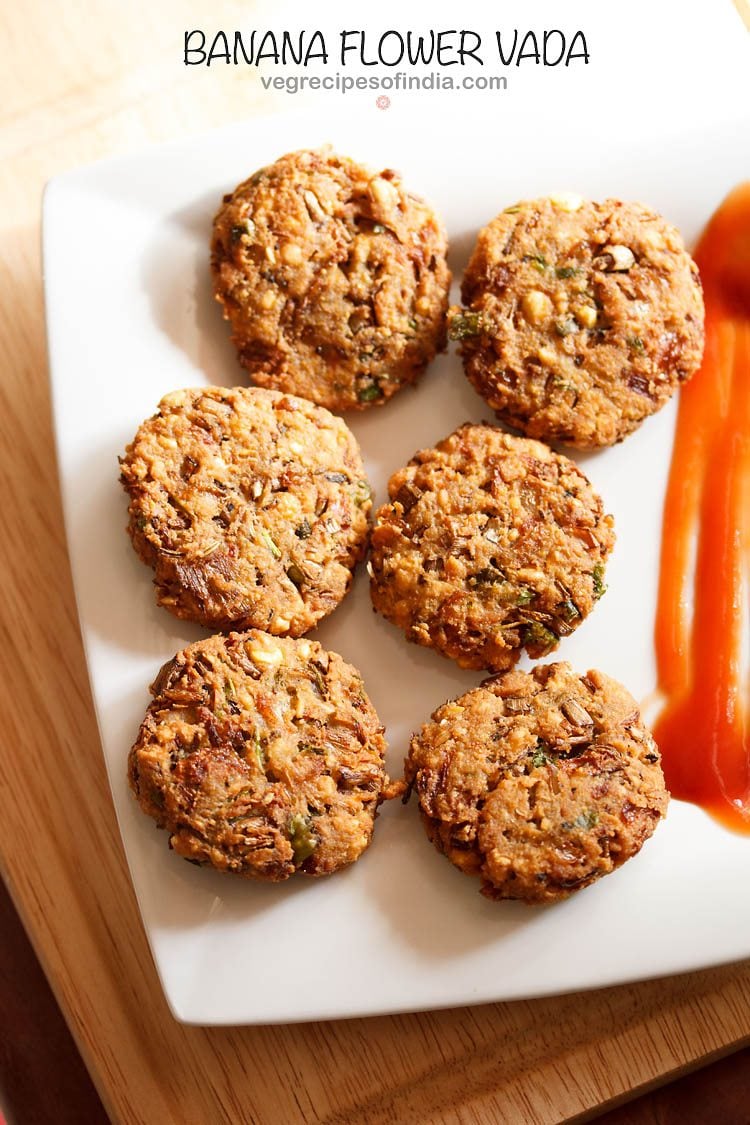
xmin=129 ymin=631 xmax=399 ymax=880
xmin=211 ymin=148 xmax=451 ymax=411
xmin=405 ymin=662 xmax=669 ymax=903
xmin=369 ymin=423 xmax=615 ymax=672
xmin=451 ymin=195 xmax=704 ymax=447
xmin=120 ymin=386 xmax=372 ymax=635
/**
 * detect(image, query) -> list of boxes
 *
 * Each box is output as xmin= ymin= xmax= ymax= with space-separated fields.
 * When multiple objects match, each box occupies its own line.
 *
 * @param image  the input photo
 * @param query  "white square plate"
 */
xmin=44 ymin=101 xmax=750 ymax=1024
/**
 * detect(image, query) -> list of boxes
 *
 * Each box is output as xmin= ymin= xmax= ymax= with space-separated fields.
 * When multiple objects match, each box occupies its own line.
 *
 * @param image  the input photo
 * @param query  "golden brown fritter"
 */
xmin=120 ymin=386 xmax=372 ymax=636
xmin=406 ymin=662 xmax=669 ymax=903
xmin=369 ymin=424 xmax=615 ymax=672
xmin=211 ymin=148 xmax=451 ymax=411
xmin=129 ymin=631 xmax=399 ymax=880
xmin=451 ymin=196 xmax=704 ymax=447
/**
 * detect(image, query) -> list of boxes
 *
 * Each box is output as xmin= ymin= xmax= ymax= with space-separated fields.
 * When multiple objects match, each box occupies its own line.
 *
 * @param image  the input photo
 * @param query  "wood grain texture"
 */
xmin=2 ymin=3 xmax=750 ymax=1123
xmin=734 ymin=0 xmax=750 ymax=32
xmin=589 ymin=1046 xmax=750 ymax=1124
xmin=0 ymin=878 xmax=109 ymax=1125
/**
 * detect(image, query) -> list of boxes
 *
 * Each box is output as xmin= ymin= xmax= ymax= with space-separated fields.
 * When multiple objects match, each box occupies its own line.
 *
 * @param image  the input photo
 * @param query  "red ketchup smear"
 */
xmin=654 ymin=183 xmax=750 ymax=832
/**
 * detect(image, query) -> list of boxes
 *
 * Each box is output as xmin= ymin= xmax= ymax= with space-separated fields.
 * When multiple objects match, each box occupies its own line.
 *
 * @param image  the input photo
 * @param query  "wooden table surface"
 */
xmin=3 ymin=3 xmax=750 ymax=1122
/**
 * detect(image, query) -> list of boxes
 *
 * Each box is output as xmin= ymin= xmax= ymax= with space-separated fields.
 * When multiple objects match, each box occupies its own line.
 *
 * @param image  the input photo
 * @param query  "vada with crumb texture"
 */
xmin=211 ymin=148 xmax=451 ymax=411
xmin=129 ymin=631 xmax=400 ymax=880
xmin=451 ymin=195 xmax=704 ymax=447
xmin=406 ymin=662 xmax=669 ymax=903
xmin=120 ymin=386 xmax=371 ymax=636
xmin=369 ymin=423 xmax=614 ymax=672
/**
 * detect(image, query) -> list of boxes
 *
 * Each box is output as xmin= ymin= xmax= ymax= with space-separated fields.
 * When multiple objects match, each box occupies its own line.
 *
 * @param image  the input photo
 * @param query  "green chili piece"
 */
xmin=592 ymin=563 xmax=607 ymax=599
xmin=522 ymin=622 xmax=558 ymax=653
xmin=286 ymin=563 xmax=306 ymax=588
xmin=357 ymin=384 xmax=383 ymax=402
xmin=448 ymin=312 xmax=483 ymax=340
xmin=260 ymin=530 xmax=281 ymax=559
xmin=288 ymin=814 xmax=317 ymax=864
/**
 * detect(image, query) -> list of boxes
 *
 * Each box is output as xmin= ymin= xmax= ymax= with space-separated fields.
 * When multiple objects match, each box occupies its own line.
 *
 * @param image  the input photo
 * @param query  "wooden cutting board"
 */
xmin=2 ymin=2 xmax=750 ymax=1121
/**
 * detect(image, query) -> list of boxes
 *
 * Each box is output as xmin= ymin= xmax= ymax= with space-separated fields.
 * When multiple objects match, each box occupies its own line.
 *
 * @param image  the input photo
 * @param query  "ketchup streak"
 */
xmin=654 ymin=183 xmax=750 ymax=833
